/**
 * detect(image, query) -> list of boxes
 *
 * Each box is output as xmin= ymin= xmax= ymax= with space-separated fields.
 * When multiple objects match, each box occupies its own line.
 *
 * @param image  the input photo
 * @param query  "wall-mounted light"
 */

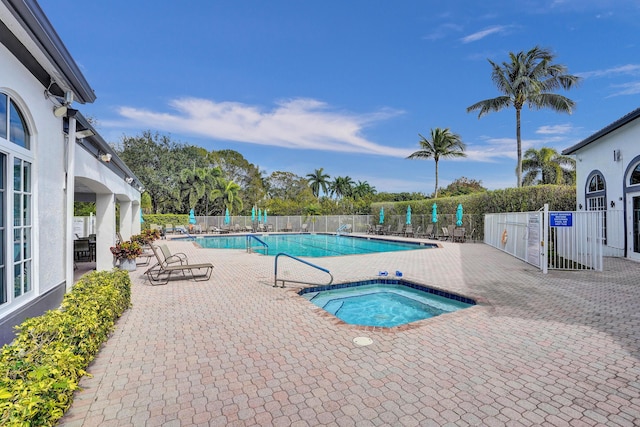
xmin=46 ymin=88 xmax=74 ymax=117
xmin=100 ymin=153 xmax=112 ymax=163
xmin=53 ymin=105 xmax=67 ymax=117
xmin=125 ymin=177 xmax=133 ymax=184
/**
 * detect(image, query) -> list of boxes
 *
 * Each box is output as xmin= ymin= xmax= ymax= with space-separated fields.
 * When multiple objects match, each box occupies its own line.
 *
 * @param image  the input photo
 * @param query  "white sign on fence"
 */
xmin=527 ymin=214 xmax=541 ymax=267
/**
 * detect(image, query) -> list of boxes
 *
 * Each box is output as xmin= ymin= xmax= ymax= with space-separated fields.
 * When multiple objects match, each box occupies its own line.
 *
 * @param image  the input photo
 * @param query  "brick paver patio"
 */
xmin=60 ymin=236 xmax=640 ymax=426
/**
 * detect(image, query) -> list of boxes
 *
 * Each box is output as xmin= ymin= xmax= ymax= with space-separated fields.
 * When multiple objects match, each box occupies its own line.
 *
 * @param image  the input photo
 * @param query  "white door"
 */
xmin=628 ymin=192 xmax=640 ymax=261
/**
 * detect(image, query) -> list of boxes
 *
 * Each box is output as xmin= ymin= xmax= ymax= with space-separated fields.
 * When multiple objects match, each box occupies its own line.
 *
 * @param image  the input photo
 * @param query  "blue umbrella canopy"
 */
xmin=456 ymin=204 xmax=463 ymax=227
xmin=224 ymin=208 xmax=230 ymax=224
xmin=406 ymin=205 xmax=411 ymax=225
xmin=251 ymin=206 xmax=255 ymax=222
xmin=189 ymin=208 xmax=196 ymax=225
xmin=431 ymin=203 xmax=438 ymax=223
xmin=258 ymin=208 xmax=262 ymax=223
xmin=264 ymin=209 xmax=267 ymax=224
xmin=379 ymin=207 xmax=384 ymax=224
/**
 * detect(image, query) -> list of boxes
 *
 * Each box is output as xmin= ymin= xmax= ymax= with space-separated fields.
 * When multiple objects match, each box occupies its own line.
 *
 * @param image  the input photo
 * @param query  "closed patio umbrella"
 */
xmin=264 ymin=209 xmax=267 ymax=224
xmin=224 ymin=208 xmax=230 ymax=224
xmin=251 ymin=206 xmax=255 ymax=222
xmin=258 ymin=209 xmax=262 ymax=223
xmin=406 ymin=205 xmax=411 ymax=225
xmin=432 ymin=203 xmax=438 ymax=223
xmin=379 ymin=207 xmax=384 ymax=224
xmin=456 ymin=204 xmax=463 ymax=227
xmin=189 ymin=208 xmax=196 ymax=225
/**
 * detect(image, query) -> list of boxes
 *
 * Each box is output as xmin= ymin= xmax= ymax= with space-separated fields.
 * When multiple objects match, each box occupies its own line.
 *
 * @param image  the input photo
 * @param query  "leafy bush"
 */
xmin=110 ymin=240 xmax=143 ymax=260
xmin=0 ymin=270 xmax=131 ymax=426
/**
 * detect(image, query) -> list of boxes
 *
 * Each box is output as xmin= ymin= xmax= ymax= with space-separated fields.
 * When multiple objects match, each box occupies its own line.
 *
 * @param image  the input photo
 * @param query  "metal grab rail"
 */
xmin=246 ymin=235 xmax=268 ymax=254
xmin=274 ymin=252 xmax=333 ymax=288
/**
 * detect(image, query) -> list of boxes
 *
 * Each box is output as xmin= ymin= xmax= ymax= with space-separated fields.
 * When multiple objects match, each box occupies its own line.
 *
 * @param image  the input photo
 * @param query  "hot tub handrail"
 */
xmin=274 ymin=252 xmax=333 ymax=288
xmin=246 ymin=235 xmax=268 ymax=255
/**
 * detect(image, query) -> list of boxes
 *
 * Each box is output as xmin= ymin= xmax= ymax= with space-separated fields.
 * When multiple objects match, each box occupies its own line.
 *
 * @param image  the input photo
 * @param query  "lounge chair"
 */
xmin=145 ymin=243 xmax=213 ymax=286
xmin=439 ymin=226 xmax=450 ymax=241
xmin=366 ymin=224 xmax=374 ymax=234
xmin=453 ymin=227 xmax=466 ymax=243
xmin=301 ymin=223 xmax=309 ymax=233
xmin=404 ymin=225 xmax=414 ymax=237
xmin=423 ymin=224 xmax=435 ymax=239
xmin=164 ymin=224 xmax=175 ymax=234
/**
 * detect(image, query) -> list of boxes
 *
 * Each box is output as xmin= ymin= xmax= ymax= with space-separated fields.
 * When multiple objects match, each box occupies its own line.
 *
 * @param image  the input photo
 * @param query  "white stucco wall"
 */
xmin=0 ymin=42 xmax=68 ymax=295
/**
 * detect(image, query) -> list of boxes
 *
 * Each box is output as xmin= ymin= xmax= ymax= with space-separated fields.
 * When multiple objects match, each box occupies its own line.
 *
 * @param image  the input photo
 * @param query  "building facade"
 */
xmin=0 ymin=0 xmax=142 ymax=344
xmin=563 ymin=108 xmax=640 ymax=261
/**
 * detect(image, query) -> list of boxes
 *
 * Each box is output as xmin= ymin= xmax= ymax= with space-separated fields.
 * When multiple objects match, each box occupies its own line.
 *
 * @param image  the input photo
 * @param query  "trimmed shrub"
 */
xmin=0 ymin=270 xmax=131 ymax=426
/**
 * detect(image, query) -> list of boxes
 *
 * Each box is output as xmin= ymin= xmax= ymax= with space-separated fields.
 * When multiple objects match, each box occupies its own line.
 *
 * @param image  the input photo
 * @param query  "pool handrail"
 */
xmin=246 ymin=234 xmax=268 ymax=255
xmin=274 ymin=252 xmax=333 ymax=288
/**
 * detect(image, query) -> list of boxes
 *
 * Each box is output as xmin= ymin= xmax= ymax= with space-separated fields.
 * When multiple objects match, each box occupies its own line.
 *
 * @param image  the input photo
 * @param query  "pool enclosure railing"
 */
xmin=274 ymin=253 xmax=333 ymax=288
xmin=246 ymin=235 xmax=268 ymax=255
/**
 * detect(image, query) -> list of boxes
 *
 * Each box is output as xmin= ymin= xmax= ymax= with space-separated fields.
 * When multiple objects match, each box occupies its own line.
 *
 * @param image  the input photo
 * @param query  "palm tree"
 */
xmin=306 ymin=168 xmax=330 ymax=198
xmin=179 ymin=166 xmax=222 ymax=213
xmin=467 ymin=46 xmax=581 ymax=187
xmin=213 ymin=178 xmax=243 ymax=215
xmin=407 ymin=128 xmax=467 ymax=198
xmin=521 ymin=147 xmax=576 ymax=186
xmin=330 ymin=176 xmax=354 ymax=199
xmin=352 ymin=181 xmax=376 ymax=199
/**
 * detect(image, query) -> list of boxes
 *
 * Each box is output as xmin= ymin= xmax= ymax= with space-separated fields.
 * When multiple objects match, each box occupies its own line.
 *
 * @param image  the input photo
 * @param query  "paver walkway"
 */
xmin=60 ymin=237 xmax=640 ymax=426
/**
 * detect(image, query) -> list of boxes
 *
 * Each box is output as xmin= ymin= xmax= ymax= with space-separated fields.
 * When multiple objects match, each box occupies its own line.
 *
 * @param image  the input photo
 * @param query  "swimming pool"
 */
xmin=300 ymin=279 xmax=475 ymax=327
xmin=194 ymin=233 xmax=436 ymax=257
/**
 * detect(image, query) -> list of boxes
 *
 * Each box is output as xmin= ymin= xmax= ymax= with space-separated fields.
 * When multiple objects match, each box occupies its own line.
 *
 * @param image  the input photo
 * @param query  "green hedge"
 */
xmin=372 ymin=185 xmax=576 ymax=219
xmin=142 ymin=214 xmax=189 ymax=228
xmin=0 ymin=270 xmax=132 ymax=426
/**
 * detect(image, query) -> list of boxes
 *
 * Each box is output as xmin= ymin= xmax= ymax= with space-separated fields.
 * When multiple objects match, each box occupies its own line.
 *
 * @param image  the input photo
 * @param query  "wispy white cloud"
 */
xmin=608 ymin=81 xmax=640 ymax=97
xmin=114 ymin=97 xmax=414 ymax=157
xmin=535 ymin=123 xmax=574 ymax=134
xmin=423 ymin=23 xmax=463 ymax=41
xmin=461 ymin=25 xmax=509 ymax=43
xmin=577 ymin=64 xmax=640 ymax=78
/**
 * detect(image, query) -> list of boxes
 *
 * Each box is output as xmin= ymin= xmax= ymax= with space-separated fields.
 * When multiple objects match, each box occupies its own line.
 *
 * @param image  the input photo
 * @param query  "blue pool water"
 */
xmin=300 ymin=279 xmax=475 ymax=327
xmin=194 ymin=233 xmax=435 ymax=257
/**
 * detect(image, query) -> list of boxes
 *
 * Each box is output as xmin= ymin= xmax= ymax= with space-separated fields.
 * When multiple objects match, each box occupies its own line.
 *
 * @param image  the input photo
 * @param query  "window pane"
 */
xmin=13 ymin=195 xmax=20 ymax=227
xmin=0 ymin=93 xmax=6 ymax=140
xmin=13 ymin=229 xmax=20 ymax=262
xmin=13 ymin=159 xmax=21 ymax=192
xmin=13 ymin=264 xmax=21 ymax=298
xmin=23 ymin=195 xmax=30 ymax=226
xmin=9 ymin=100 xmax=29 ymax=149
xmin=23 ymin=161 xmax=30 ymax=193
xmin=631 ymin=164 xmax=640 ymax=185
xmin=588 ymin=176 xmax=597 ymax=192
xmin=23 ymin=228 xmax=30 ymax=259
xmin=23 ymin=260 xmax=31 ymax=293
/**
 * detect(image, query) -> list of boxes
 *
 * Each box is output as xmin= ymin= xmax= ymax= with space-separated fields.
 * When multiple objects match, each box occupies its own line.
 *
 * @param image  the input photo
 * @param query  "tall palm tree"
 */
xmin=521 ymin=147 xmax=576 ymax=186
xmin=352 ymin=181 xmax=376 ymax=199
xmin=306 ymin=168 xmax=330 ymax=198
xmin=467 ymin=46 xmax=581 ymax=187
xmin=178 ymin=166 xmax=222 ymax=213
xmin=407 ymin=128 xmax=467 ymax=198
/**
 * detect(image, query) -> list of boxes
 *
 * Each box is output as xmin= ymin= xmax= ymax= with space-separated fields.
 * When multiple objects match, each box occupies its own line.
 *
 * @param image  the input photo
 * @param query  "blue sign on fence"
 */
xmin=550 ymin=212 xmax=573 ymax=227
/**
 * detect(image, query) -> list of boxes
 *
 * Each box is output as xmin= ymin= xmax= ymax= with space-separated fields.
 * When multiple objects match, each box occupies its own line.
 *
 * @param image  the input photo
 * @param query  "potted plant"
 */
xmin=110 ymin=240 xmax=143 ymax=271
xmin=132 ymin=228 xmax=161 ymax=246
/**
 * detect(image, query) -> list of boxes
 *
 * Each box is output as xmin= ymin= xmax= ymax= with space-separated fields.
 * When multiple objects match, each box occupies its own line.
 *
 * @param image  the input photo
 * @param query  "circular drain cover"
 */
xmin=353 ymin=336 xmax=373 ymax=346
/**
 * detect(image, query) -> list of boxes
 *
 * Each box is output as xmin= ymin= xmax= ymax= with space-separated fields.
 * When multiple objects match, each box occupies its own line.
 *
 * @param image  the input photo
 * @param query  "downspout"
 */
xmin=65 ymin=109 xmax=77 ymax=291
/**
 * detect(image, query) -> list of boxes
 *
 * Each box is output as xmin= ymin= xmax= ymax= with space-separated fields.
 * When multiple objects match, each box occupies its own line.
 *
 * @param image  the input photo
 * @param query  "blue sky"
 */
xmin=40 ymin=0 xmax=640 ymax=193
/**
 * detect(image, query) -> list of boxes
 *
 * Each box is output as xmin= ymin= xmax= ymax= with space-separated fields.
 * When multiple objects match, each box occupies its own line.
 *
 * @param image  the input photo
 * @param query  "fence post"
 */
xmin=542 ymin=204 xmax=549 ymax=274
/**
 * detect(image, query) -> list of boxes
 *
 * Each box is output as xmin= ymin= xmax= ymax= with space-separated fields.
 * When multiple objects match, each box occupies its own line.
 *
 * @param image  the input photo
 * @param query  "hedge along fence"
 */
xmin=372 ymin=185 xmax=576 ymax=240
xmin=0 ymin=270 xmax=132 ymax=426
xmin=141 ymin=214 xmax=190 ymax=228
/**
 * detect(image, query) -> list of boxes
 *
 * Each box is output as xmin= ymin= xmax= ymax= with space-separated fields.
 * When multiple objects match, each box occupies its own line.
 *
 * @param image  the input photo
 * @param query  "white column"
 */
xmin=65 ymin=113 xmax=76 ymax=291
xmin=119 ymin=200 xmax=133 ymax=241
xmin=132 ymin=203 xmax=142 ymax=235
xmin=95 ymin=193 xmax=116 ymax=271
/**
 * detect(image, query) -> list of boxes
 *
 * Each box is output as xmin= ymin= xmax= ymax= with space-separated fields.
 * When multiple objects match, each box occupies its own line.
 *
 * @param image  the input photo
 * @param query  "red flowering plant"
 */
xmin=109 ymin=240 xmax=143 ymax=260
xmin=131 ymin=229 xmax=161 ymax=246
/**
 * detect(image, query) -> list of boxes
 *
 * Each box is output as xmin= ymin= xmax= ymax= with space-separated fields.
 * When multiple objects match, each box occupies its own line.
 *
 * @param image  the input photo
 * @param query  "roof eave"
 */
xmin=563 ymin=107 xmax=640 ymax=155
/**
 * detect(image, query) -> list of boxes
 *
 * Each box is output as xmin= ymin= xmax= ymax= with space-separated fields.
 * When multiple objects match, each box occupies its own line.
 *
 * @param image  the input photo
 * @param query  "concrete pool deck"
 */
xmin=60 ymin=236 xmax=640 ymax=426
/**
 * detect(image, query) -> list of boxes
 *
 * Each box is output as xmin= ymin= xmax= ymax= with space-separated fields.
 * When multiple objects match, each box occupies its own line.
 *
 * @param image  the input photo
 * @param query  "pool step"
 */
xmin=323 ymin=299 xmax=344 ymax=315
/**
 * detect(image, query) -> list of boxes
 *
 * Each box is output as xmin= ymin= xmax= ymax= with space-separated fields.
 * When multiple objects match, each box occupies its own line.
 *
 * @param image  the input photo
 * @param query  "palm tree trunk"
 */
xmin=434 ymin=159 xmax=439 ymax=198
xmin=516 ymin=108 xmax=522 ymax=187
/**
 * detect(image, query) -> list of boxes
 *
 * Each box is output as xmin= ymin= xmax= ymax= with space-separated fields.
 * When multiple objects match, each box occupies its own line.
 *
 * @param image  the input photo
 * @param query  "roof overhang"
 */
xmin=563 ymin=107 xmax=640 ymax=155
xmin=0 ymin=0 xmax=95 ymax=103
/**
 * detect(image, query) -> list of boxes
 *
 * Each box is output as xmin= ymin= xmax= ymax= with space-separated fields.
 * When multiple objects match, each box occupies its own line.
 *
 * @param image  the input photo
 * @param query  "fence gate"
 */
xmin=484 ymin=204 xmax=603 ymax=273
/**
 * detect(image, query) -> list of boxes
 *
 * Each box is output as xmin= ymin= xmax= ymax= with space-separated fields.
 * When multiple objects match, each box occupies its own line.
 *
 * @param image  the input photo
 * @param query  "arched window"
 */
xmin=0 ymin=93 xmax=30 ymax=149
xmin=630 ymin=163 xmax=640 ymax=186
xmin=585 ymin=170 xmax=607 ymax=244
xmin=0 ymin=92 xmax=33 ymax=306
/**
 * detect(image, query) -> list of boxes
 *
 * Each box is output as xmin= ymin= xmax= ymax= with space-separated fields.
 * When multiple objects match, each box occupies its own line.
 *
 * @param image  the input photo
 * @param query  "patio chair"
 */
xmin=404 ymin=225 xmax=414 ymax=237
xmin=301 ymin=223 xmax=309 ymax=233
xmin=145 ymin=243 xmax=213 ymax=286
xmin=439 ymin=226 xmax=450 ymax=241
xmin=164 ymin=223 xmax=175 ymax=234
xmin=452 ymin=227 xmax=466 ymax=243
xmin=74 ymin=239 xmax=91 ymax=261
xmin=423 ymin=224 xmax=435 ymax=239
